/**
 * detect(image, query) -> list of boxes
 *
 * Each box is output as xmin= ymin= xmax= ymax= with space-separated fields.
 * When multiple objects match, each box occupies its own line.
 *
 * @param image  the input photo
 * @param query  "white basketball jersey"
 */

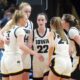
xmin=33 ymin=28 xmax=50 ymax=54
xmin=24 ymin=20 xmax=33 ymax=45
xmin=3 ymin=31 xmax=11 ymax=52
xmin=54 ymin=33 xmax=70 ymax=57
xmin=4 ymin=26 xmax=26 ymax=54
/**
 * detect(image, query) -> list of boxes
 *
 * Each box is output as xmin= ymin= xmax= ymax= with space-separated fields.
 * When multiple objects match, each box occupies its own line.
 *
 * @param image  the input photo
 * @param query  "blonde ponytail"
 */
xmin=5 ymin=10 xmax=25 ymax=31
xmin=19 ymin=2 xmax=31 ymax=10
xmin=50 ymin=17 xmax=67 ymax=41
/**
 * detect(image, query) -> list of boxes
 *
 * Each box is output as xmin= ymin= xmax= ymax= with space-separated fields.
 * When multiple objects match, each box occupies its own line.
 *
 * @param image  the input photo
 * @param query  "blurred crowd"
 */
xmin=0 ymin=0 xmax=17 ymax=28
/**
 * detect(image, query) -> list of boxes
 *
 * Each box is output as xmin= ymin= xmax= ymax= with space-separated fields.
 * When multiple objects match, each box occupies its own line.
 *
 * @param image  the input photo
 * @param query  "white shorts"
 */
xmin=50 ymin=55 xmax=72 ymax=79
xmin=1 ymin=53 xmax=23 ymax=77
xmin=22 ymin=54 xmax=31 ymax=72
xmin=33 ymin=54 xmax=49 ymax=78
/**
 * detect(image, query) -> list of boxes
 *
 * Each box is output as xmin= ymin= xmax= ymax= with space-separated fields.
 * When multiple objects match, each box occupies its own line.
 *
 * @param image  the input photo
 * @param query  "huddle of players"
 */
xmin=0 ymin=2 xmax=80 ymax=80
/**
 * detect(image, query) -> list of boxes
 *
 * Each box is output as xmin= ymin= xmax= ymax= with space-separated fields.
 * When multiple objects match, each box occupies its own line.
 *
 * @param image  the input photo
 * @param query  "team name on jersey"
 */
xmin=36 ymin=39 xmax=49 ymax=44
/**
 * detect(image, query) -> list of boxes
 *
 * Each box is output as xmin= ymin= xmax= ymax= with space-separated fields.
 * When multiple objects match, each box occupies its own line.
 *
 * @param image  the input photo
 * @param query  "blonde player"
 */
xmin=62 ymin=14 xmax=80 ymax=80
xmin=29 ymin=13 xmax=50 ymax=80
xmin=19 ymin=2 xmax=33 ymax=80
xmin=48 ymin=17 xmax=72 ymax=80
xmin=1 ymin=10 xmax=44 ymax=80
xmin=0 ymin=2 xmax=33 ymax=80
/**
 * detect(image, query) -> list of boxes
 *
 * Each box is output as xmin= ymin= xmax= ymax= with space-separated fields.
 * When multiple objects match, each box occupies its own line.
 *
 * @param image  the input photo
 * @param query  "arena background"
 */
xmin=0 ymin=0 xmax=80 ymax=28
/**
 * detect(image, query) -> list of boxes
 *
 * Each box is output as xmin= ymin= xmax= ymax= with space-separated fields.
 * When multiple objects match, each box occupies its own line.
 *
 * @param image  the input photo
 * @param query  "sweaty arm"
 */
xmin=69 ymin=28 xmax=80 ymax=46
xmin=17 ymin=28 xmax=38 ymax=56
xmin=28 ymin=31 xmax=33 ymax=48
xmin=48 ymin=32 xmax=55 ymax=65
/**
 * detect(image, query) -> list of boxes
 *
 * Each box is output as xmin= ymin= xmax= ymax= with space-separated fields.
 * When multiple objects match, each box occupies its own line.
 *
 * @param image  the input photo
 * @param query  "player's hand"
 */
xmin=35 ymin=53 xmax=44 ymax=61
xmin=4 ymin=37 xmax=10 ymax=45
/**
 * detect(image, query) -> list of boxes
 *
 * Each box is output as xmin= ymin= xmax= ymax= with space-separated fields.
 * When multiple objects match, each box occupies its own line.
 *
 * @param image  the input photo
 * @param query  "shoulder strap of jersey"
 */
xmin=30 ymin=21 xmax=33 ymax=30
xmin=14 ymin=27 xmax=20 ymax=38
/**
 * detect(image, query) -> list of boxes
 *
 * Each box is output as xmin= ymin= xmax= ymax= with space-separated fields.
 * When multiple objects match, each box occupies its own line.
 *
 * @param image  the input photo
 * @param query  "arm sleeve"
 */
xmin=68 ymin=28 xmax=79 ymax=39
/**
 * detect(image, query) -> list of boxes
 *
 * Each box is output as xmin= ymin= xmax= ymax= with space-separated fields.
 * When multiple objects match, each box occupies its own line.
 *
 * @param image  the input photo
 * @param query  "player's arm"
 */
xmin=28 ymin=31 xmax=33 ymax=48
xmin=73 ymin=35 xmax=80 ymax=45
xmin=69 ymin=40 xmax=76 ymax=56
xmin=0 ymin=28 xmax=4 ymax=48
xmin=16 ymin=28 xmax=35 ymax=55
xmin=17 ymin=34 xmax=44 ymax=61
xmin=17 ymin=34 xmax=35 ymax=55
xmin=17 ymin=28 xmax=44 ymax=61
xmin=48 ymin=32 xmax=55 ymax=66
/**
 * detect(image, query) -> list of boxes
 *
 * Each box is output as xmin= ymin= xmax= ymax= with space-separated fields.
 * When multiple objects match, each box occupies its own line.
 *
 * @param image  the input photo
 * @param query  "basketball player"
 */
xmin=48 ymin=17 xmax=72 ymax=80
xmin=62 ymin=14 xmax=80 ymax=80
xmin=30 ymin=13 xmax=50 ymax=80
xmin=0 ymin=2 xmax=33 ymax=80
xmin=19 ymin=2 xmax=33 ymax=80
xmin=1 ymin=10 xmax=44 ymax=80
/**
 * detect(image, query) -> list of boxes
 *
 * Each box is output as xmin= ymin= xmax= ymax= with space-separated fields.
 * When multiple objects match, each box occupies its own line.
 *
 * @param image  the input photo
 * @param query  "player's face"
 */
xmin=37 ymin=15 xmax=47 ymax=28
xmin=61 ymin=19 xmax=66 ymax=29
xmin=61 ymin=18 xmax=69 ymax=30
xmin=22 ymin=5 xmax=31 ymax=19
xmin=19 ymin=16 xmax=27 ymax=27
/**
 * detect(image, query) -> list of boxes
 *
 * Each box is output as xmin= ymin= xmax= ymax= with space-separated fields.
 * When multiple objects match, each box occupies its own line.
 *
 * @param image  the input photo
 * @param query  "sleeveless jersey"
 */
xmin=4 ymin=26 xmax=26 ymax=54
xmin=23 ymin=20 xmax=33 ymax=45
xmin=33 ymin=28 xmax=50 ymax=54
xmin=54 ymin=33 xmax=70 ymax=57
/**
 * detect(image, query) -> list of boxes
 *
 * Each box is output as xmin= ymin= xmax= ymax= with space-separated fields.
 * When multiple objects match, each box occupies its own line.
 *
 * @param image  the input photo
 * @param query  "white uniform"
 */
xmin=69 ymin=27 xmax=79 ymax=70
xmin=22 ymin=20 xmax=33 ymax=72
xmin=68 ymin=27 xmax=80 ymax=78
xmin=33 ymin=28 xmax=50 ymax=78
xmin=1 ymin=26 xmax=26 ymax=76
xmin=50 ymin=33 xmax=72 ymax=78
xmin=68 ymin=27 xmax=80 ymax=39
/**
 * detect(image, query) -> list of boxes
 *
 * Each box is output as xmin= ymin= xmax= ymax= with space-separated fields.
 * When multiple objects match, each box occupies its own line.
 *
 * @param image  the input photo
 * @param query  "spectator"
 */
xmin=0 ymin=7 xmax=15 ymax=28
xmin=0 ymin=0 xmax=8 ymax=19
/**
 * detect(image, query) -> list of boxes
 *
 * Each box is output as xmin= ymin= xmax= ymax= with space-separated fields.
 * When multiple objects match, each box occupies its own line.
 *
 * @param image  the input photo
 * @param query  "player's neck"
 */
xmin=38 ymin=27 xmax=46 ymax=33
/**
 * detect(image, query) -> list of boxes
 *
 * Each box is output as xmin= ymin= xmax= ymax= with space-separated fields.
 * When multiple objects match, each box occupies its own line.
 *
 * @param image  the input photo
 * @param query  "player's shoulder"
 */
xmin=34 ymin=28 xmax=37 ymax=32
xmin=46 ymin=27 xmax=50 ymax=31
xmin=28 ymin=20 xmax=33 ymax=26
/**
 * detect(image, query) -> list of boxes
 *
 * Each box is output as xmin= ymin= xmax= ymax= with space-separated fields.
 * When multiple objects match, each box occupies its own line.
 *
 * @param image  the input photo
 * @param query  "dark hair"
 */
xmin=62 ymin=14 xmax=78 ymax=27
xmin=37 ymin=12 xmax=48 ymax=21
